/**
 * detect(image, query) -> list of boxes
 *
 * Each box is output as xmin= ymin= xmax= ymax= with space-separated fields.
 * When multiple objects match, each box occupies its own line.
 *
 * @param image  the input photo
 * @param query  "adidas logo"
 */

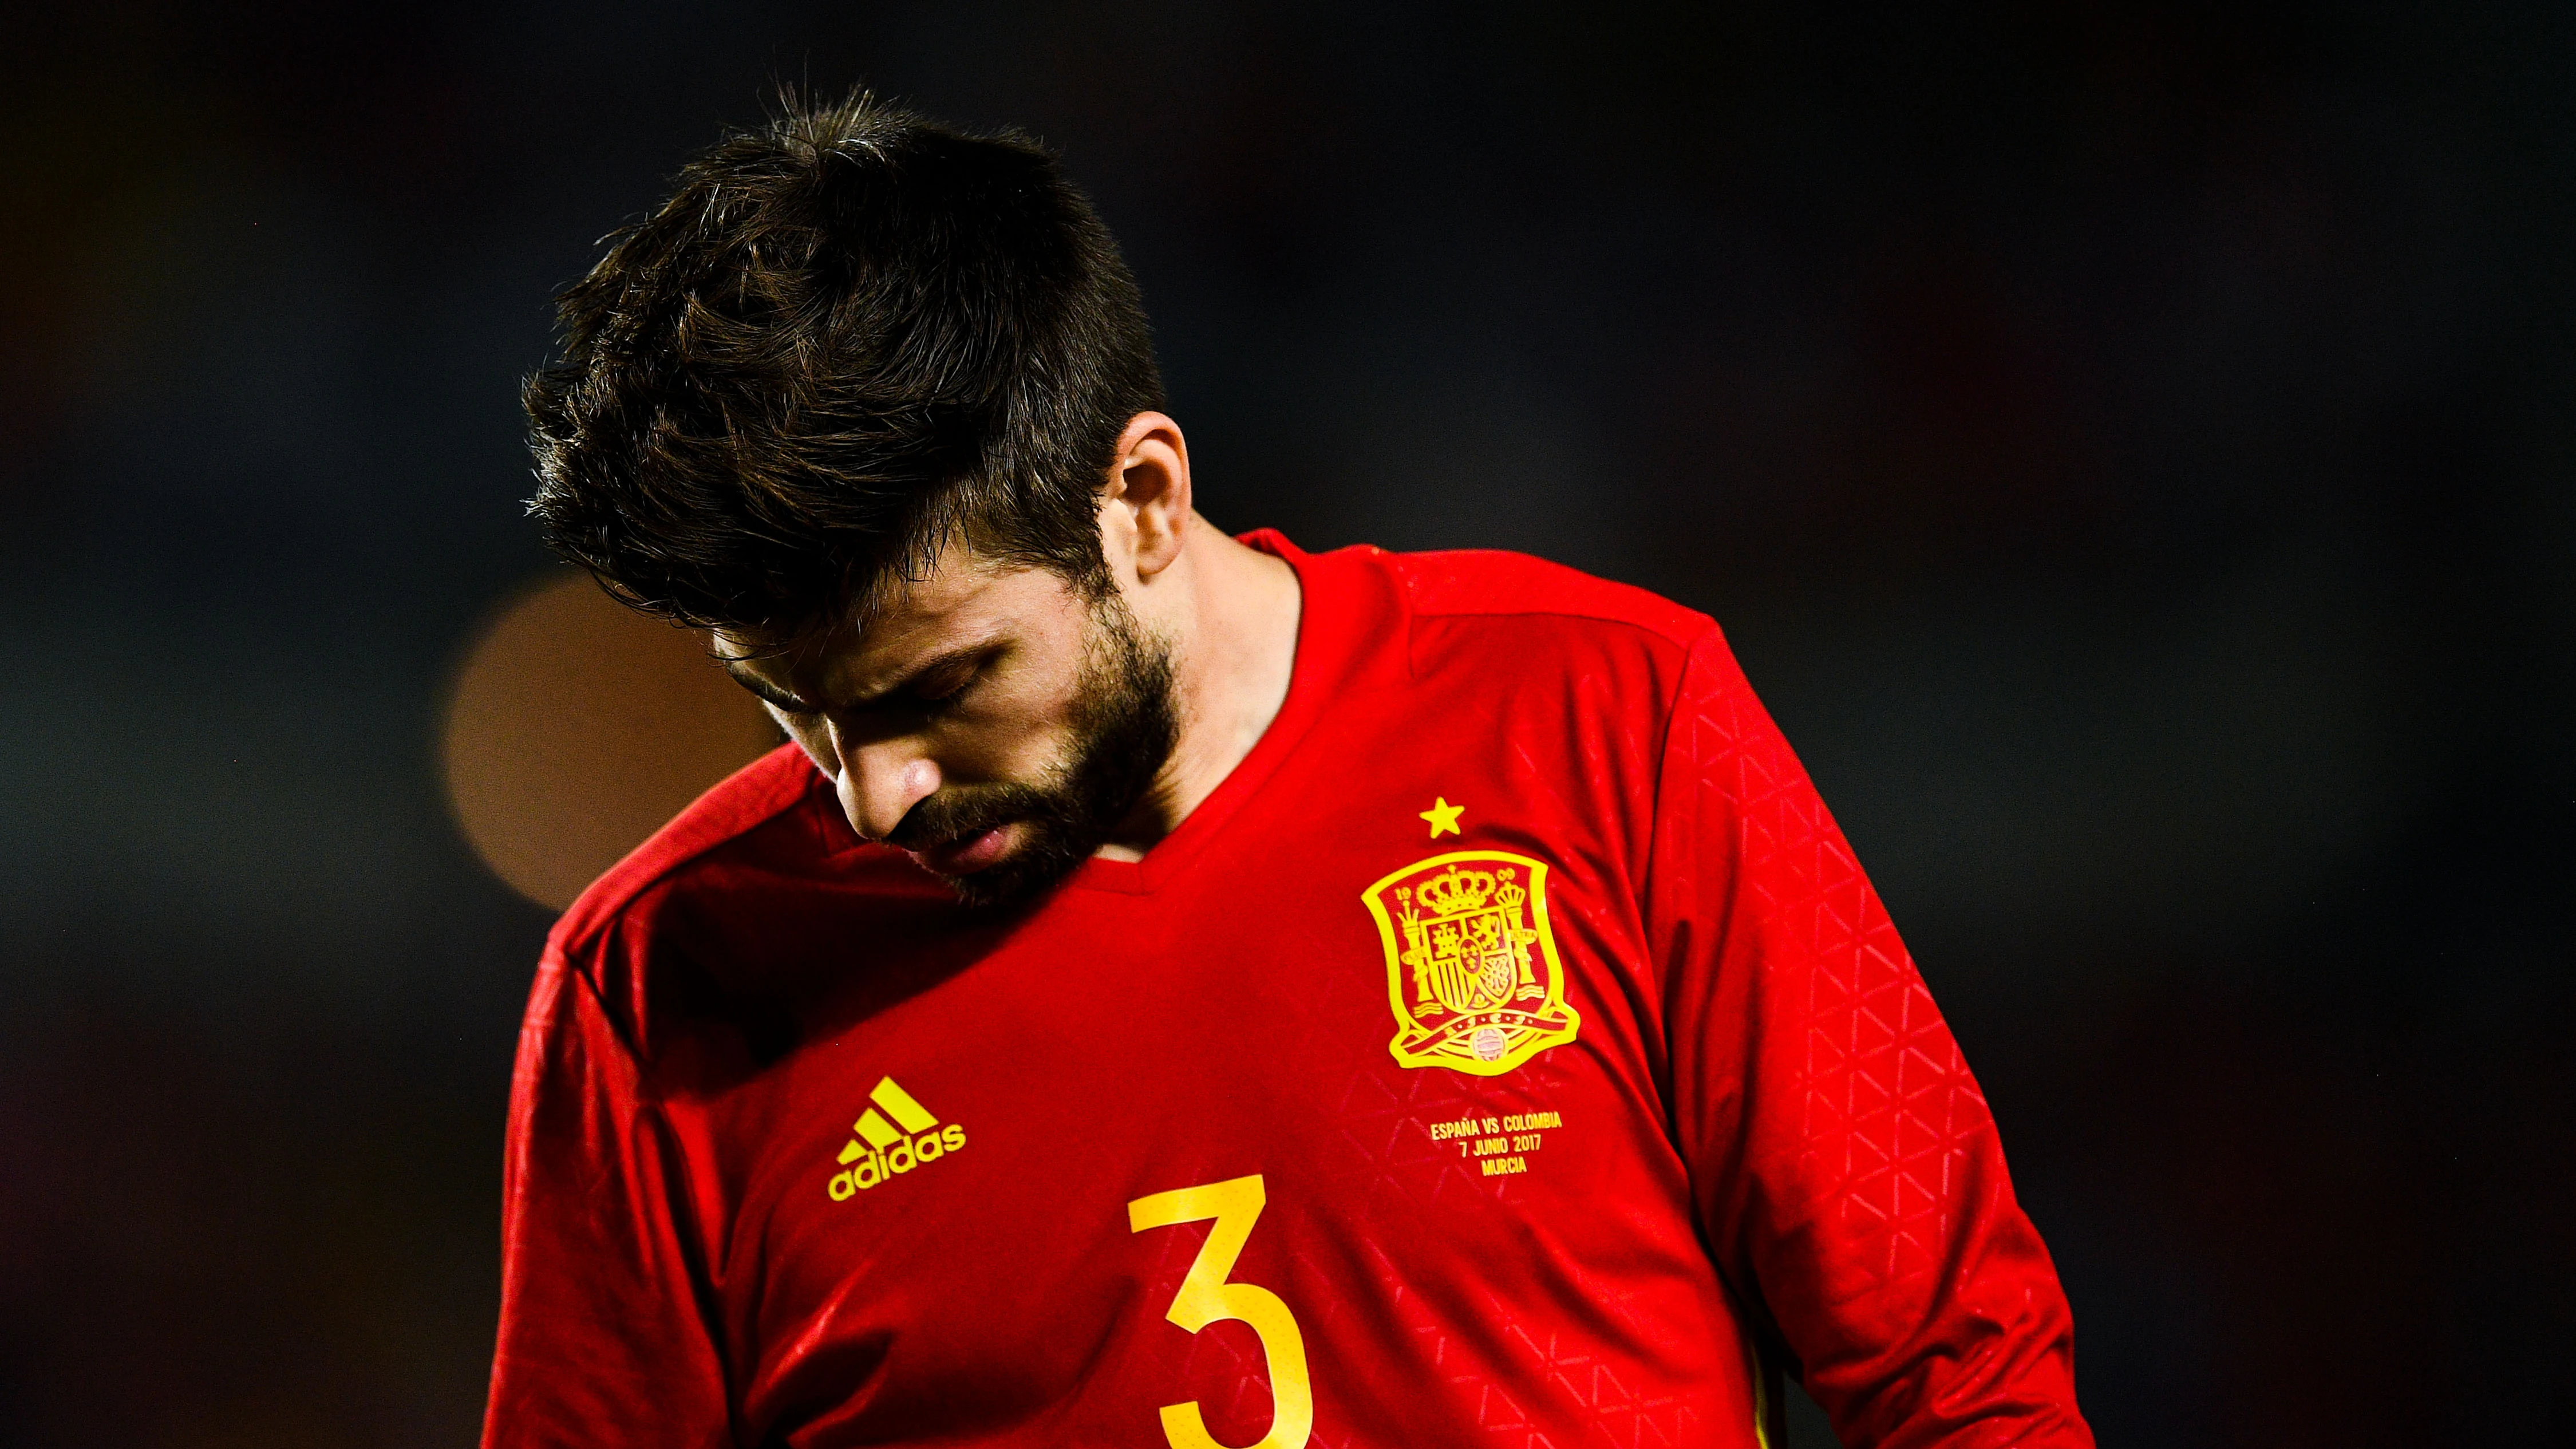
xmin=826 ymin=1077 xmax=965 ymax=1201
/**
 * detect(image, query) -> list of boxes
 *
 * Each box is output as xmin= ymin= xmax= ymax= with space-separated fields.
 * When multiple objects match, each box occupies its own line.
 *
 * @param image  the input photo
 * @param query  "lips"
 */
xmin=904 ymin=823 xmax=1013 ymax=876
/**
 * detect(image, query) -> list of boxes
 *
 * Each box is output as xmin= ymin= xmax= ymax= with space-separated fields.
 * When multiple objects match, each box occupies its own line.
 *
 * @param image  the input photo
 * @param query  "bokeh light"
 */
xmin=441 ymin=571 xmax=780 ymax=910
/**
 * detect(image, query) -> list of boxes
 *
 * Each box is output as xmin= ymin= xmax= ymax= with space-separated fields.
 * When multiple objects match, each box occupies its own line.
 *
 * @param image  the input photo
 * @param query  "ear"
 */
xmin=1100 ymin=412 xmax=1192 ymax=581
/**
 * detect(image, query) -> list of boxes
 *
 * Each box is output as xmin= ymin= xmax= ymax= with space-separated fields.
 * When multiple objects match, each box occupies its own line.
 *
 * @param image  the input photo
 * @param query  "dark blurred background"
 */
xmin=5 ymin=3 xmax=2570 ymax=1445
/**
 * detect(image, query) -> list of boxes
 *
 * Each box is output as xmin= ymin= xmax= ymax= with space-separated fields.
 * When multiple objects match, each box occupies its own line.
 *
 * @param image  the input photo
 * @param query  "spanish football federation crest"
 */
xmin=1363 ymin=850 xmax=1581 ymax=1075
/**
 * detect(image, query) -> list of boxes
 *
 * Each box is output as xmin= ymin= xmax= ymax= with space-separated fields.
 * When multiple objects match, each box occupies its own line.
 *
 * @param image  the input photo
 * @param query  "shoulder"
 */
xmin=1379 ymin=547 xmax=1713 ymax=648
xmin=531 ymin=744 xmax=936 ymax=1072
xmin=545 ymin=742 xmax=823 ymax=961
xmin=1350 ymin=548 xmax=1718 ymax=697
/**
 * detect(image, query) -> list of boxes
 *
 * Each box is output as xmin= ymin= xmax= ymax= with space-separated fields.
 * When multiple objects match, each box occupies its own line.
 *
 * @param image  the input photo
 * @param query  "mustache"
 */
xmin=884 ymin=781 xmax=1058 ymax=850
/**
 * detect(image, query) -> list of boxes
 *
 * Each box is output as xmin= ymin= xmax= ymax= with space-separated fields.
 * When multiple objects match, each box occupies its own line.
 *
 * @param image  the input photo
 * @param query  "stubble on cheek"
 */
xmin=916 ymin=604 xmax=1180 ymax=911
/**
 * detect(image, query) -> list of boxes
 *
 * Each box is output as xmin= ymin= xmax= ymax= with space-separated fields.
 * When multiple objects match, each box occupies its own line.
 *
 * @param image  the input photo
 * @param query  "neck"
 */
xmin=1099 ymin=515 xmax=1301 ymax=858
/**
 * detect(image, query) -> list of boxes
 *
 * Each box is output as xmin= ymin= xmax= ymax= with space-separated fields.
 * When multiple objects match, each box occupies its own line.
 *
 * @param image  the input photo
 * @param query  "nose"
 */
xmin=828 ymin=725 xmax=942 ymax=842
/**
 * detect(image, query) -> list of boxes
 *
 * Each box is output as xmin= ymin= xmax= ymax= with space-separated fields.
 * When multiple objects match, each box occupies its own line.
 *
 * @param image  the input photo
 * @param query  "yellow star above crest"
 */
xmin=1420 ymin=796 xmax=1464 ymax=838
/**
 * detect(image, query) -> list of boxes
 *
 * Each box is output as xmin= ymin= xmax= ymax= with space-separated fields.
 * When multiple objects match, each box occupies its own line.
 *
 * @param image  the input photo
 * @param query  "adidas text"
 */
xmin=826 ymin=1076 xmax=966 ymax=1201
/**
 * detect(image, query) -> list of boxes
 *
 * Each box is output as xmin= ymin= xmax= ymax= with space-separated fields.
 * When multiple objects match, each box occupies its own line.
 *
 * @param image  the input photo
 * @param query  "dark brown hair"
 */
xmin=523 ymin=91 xmax=1163 ymax=633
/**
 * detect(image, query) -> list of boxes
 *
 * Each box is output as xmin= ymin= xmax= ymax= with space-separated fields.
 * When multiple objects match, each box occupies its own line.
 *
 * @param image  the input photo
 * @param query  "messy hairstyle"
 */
xmin=523 ymin=90 xmax=1164 ymax=633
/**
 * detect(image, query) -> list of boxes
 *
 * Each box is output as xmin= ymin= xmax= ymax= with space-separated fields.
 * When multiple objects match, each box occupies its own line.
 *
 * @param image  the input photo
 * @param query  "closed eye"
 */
xmin=907 ymin=660 xmax=982 ymax=715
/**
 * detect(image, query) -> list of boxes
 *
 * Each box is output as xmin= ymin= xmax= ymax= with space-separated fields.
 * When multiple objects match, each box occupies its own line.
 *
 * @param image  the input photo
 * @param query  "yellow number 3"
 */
xmin=1126 ymin=1174 xmax=1314 ymax=1449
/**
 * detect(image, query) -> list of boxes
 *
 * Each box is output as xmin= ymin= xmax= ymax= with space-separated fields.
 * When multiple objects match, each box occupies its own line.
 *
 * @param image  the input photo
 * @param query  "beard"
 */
xmin=883 ymin=595 xmax=1182 ymax=912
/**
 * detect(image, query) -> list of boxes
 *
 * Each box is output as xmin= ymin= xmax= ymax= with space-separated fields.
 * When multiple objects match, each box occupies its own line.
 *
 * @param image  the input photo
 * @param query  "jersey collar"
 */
xmin=1062 ymin=529 xmax=1369 ymax=897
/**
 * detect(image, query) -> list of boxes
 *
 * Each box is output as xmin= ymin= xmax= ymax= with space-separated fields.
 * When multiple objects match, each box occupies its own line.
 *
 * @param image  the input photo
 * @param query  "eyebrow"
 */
xmin=719 ymin=644 xmax=988 ymax=716
xmin=720 ymin=662 xmax=820 ymax=713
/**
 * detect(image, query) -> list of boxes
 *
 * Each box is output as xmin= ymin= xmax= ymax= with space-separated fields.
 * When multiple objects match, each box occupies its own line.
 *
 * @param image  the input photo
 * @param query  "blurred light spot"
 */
xmin=441 ymin=572 xmax=780 ymax=910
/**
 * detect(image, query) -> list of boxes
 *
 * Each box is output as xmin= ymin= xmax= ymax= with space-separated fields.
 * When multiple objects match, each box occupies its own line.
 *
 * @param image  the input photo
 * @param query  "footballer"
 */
xmin=483 ymin=93 xmax=2094 ymax=1448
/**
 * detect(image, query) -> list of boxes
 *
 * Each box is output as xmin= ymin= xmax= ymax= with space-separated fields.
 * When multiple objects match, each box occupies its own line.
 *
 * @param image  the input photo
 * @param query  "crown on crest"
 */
xmin=1415 ymin=865 xmax=1507 ymax=918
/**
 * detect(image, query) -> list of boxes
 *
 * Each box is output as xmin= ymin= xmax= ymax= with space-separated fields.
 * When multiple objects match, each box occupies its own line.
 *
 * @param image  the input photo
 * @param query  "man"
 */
xmin=485 ymin=93 xmax=2092 ymax=1449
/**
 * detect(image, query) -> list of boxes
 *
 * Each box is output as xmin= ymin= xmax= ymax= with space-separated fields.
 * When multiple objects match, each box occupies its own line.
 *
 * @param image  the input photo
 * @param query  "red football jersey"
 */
xmin=483 ymin=534 xmax=2092 ymax=1449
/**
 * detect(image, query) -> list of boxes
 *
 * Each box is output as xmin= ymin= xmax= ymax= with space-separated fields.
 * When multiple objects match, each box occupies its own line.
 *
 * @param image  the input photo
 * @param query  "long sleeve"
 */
xmin=481 ymin=945 xmax=734 ymax=1449
xmin=1649 ymin=625 xmax=2092 ymax=1448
